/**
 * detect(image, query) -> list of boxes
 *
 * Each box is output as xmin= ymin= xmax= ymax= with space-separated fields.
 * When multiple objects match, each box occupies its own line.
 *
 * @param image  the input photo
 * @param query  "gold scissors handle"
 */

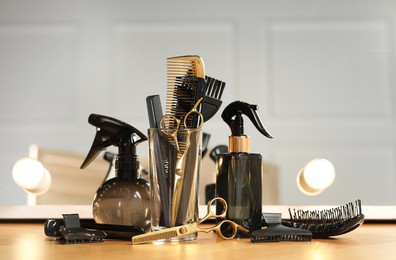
xmin=131 ymin=197 xmax=249 ymax=244
xmin=183 ymin=97 xmax=204 ymax=129
xmin=197 ymin=219 xmax=249 ymax=240
xmin=198 ymin=197 xmax=227 ymax=224
xmin=159 ymin=114 xmax=182 ymax=157
xmin=195 ymin=197 xmax=249 ymax=239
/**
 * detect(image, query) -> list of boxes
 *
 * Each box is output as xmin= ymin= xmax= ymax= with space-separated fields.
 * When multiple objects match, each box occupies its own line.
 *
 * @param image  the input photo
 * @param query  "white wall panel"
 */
xmin=112 ymin=22 xmax=236 ymax=120
xmin=0 ymin=24 xmax=79 ymax=122
xmin=269 ymin=19 xmax=392 ymax=118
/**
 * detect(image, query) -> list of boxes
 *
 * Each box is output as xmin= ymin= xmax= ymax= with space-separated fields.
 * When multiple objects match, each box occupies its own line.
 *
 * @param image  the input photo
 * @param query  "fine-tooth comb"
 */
xmin=166 ymin=55 xmax=206 ymax=129
xmin=202 ymin=75 xmax=226 ymax=122
xmin=286 ymin=199 xmax=365 ymax=238
xmin=251 ymin=212 xmax=312 ymax=243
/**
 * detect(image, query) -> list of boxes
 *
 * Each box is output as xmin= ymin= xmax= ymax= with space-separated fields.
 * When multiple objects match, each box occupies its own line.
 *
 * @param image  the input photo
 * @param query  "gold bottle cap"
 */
xmin=229 ymin=135 xmax=250 ymax=153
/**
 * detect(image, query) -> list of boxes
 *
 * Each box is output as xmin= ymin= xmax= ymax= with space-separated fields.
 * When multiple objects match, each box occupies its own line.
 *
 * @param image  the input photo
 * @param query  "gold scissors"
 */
xmin=159 ymin=98 xmax=205 ymax=226
xmin=159 ymin=97 xmax=204 ymax=159
xmin=132 ymin=197 xmax=250 ymax=244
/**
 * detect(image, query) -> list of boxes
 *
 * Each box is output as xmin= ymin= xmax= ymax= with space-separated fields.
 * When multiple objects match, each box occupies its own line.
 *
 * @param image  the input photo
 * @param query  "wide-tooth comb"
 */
xmin=202 ymin=76 xmax=226 ymax=121
xmin=166 ymin=55 xmax=206 ymax=129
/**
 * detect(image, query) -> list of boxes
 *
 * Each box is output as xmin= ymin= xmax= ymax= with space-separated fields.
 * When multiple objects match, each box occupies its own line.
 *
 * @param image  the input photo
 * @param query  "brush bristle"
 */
xmin=288 ymin=199 xmax=364 ymax=238
xmin=205 ymin=76 xmax=225 ymax=99
xmin=251 ymin=233 xmax=312 ymax=243
xmin=252 ymin=212 xmax=312 ymax=243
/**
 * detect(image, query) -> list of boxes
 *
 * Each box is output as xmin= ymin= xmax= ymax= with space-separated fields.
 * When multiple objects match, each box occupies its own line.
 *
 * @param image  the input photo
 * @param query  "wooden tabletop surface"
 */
xmin=1 ymin=222 xmax=396 ymax=259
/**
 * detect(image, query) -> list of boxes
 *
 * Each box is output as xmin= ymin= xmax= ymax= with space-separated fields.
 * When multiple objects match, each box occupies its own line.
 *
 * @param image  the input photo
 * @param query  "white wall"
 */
xmin=0 ymin=0 xmax=395 ymax=205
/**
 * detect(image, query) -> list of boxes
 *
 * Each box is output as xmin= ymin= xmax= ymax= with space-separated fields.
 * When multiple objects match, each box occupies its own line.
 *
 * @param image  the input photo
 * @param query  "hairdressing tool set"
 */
xmin=48 ymin=54 xmax=364 ymax=246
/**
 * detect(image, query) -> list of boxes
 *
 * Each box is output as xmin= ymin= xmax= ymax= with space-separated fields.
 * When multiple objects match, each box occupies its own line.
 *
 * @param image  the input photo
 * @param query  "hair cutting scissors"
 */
xmin=132 ymin=197 xmax=250 ymax=244
xmin=159 ymin=97 xmax=204 ymax=159
xmin=159 ymin=98 xmax=205 ymax=226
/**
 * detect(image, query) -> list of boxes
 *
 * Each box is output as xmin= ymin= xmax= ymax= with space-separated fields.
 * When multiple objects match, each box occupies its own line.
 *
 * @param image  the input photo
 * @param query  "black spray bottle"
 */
xmin=80 ymin=114 xmax=151 ymax=232
xmin=216 ymin=101 xmax=273 ymax=236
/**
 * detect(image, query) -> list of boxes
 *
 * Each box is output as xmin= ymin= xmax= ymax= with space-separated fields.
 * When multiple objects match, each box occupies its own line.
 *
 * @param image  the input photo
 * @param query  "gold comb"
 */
xmin=165 ymin=55 xmax=206 ymax=129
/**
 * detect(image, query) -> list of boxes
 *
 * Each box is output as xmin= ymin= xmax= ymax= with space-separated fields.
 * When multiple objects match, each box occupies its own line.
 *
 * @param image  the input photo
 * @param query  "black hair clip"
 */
xmin=44 ymin=213 xmax=106 ymax=244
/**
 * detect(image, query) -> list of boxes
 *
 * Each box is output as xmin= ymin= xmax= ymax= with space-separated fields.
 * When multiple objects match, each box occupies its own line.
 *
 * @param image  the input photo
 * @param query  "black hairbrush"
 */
xmin=286 ymin=199 xmax=365 ymax=238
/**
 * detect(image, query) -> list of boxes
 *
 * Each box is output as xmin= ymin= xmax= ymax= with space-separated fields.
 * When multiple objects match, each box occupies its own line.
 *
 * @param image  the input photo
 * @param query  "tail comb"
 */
xmin=251 ymin=213 xmax=312 ymax=243
xmin=287 ymin=199 xmax=365 ymax=238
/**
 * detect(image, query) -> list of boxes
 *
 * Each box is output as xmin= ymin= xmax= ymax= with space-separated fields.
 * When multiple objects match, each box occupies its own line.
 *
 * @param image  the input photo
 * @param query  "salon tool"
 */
xmin=160 ymin=98 xmax=204 ymax=226
xmin=132 ymin=197 xmax=249 ymax=244
xmin=45 ymin=216 xmax=145 ymax=241
xmin=201 ymin=132 xmax=211 ymax=157
xmin=44 ymin=214 xmax=106 ymax=244
xmin=146 ymin=95 xmax=171 ymax=226
xmin=202 ymin=76 xmax=226 ymax=121
xmin=216 ymin=101 xmax=273 ymax=237
xmin=146 ymin=95 xmax=164 ymax=128
xmin=166 ymin=55 xmax=206 ymax=129
xmin=210 ymin=145 xmax=228 ymax=161
xmin=287 ymin=199 xmax=365 ymax=238
xmin=251 ymin=213 xmax=312 ymax=243
xmin=80 ymin=114 xmax=151 ymax=231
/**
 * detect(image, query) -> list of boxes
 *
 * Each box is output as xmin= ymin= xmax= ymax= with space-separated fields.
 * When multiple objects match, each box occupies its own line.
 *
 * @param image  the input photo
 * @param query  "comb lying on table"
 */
xmin=251 ymin=212 xmax=312 ymax=243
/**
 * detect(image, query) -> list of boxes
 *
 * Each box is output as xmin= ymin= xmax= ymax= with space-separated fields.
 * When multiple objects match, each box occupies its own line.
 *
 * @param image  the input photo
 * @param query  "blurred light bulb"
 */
xmin=297 ymin=158 xmax=335 ymax=196
xmin=12 ymin=157 xmax=51 ymax=195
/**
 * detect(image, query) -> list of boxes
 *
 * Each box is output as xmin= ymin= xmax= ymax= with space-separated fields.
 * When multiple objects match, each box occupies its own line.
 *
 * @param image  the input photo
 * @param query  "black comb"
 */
xmin=146 ymin=95 xmax=163 ymax=128
xmin=251 ymin=213 xmax=312 ymax=243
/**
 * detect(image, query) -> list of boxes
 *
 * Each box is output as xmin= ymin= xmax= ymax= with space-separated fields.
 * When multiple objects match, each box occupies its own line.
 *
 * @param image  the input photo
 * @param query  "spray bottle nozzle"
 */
xmin=222 ymin=101 xmax=273 ymax=139
xmin=80 ymin=114 xmax=147 ymax=170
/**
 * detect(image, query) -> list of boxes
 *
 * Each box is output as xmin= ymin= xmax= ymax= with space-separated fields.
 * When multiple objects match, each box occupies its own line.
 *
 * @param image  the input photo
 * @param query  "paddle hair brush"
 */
xmin=286 ymin=199 xmax=365 ymax=238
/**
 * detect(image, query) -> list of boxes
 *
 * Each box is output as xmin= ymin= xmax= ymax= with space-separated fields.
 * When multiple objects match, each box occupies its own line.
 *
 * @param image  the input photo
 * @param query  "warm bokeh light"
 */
xmin=12 ymin=157 xmax=51 ymax=195
xmin=297 ymin=159 xmax=335 ymax=196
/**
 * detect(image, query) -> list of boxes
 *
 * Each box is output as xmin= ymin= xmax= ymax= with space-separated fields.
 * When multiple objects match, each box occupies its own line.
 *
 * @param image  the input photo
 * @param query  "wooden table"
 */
xmin=1 ymin=222 xmax=395 ymax=259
